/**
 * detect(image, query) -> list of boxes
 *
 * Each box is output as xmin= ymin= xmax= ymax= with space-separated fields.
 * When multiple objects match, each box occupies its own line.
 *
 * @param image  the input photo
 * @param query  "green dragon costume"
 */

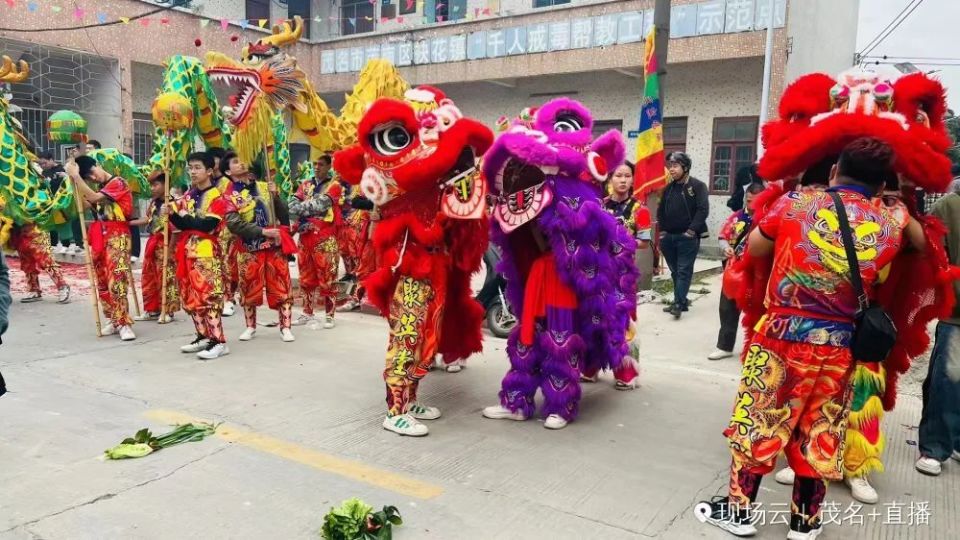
xmin=1 ymin=56 xmax=75 ymax=242
xmin=145 ymin=55 xmax=232 ymax=187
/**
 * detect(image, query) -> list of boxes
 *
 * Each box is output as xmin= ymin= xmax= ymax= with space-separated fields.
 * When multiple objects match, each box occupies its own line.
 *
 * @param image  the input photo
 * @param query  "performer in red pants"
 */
xmin=9 ymin=222 xmax=70 ymax=304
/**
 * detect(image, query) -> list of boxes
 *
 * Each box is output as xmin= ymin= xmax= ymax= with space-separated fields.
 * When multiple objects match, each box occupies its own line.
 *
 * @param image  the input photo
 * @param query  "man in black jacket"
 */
xmin=656 ymin=151 xmax=709 ymax=319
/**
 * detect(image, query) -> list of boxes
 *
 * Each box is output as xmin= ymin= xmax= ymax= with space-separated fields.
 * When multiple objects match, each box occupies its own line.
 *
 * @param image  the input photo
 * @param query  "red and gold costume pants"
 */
xmin=142 ymin=233 xmax=180 ymax=315
xmin=180 ymin=255 xmax=225 ymax=343
xmin=218 ymin=229 xmax=238 ymax=301
xmin=237 ymin=247 xmax=293 ymax=329
xmin=298 ymin=231 xmax=339 ymax=317
xmin=724 ymin=333 xmax=854 ymax=506
xmin=384 ymin=274 xmax=446 ymax=416
xmin=10 ymin=224 xmax=66 ymax=293
xmin=339 ymin=213 xmax=376 ymax=299
xmin=89 ymin=223 xmax=133 ymax=328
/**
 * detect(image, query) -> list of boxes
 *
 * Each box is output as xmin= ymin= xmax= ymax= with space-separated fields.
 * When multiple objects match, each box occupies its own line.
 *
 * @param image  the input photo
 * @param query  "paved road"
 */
xmin=0 ymin=275 xmax=955 ymax=539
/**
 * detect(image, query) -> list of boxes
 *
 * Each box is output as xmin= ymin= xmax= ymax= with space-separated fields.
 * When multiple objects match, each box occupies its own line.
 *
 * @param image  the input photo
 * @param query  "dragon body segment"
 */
xmin=146 ymin=55 xmax=231 ymax=186
xmin=0 ymin=56 xmax=74 ymax=231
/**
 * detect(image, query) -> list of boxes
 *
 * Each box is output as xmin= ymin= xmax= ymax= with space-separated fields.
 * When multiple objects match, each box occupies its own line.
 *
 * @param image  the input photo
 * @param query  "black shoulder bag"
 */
xmin=828 ymin=191 xmax=897 ymax=362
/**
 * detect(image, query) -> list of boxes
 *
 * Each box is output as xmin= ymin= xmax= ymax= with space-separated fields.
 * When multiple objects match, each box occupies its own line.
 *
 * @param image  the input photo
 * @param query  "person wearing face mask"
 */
xmin=656 ymin=151 xmax=709 ymax=319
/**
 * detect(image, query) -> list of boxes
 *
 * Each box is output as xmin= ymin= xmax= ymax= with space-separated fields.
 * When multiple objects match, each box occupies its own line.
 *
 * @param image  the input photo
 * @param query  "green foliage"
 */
xmin=104 ymin=423 xmax=218 ymax=460
xmin=320 ymin=499 xmax=402 ymax=540
xmin=945 ymin=109 xmax=960 ymax=169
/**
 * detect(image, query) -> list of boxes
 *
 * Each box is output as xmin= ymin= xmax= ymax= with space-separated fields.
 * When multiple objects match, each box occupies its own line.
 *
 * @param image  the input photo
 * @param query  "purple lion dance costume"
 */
xmin=481 ymin=98 xmax=639 ymax=430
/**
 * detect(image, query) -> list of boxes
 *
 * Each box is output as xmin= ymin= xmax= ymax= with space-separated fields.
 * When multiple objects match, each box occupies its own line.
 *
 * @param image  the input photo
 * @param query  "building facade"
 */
xmin=1 ymin=0 xmax=860 ymax=248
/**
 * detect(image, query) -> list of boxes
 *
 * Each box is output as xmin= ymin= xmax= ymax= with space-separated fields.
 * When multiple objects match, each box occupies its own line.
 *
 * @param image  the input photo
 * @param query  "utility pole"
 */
xmin=757 ymin=0 xmax=775 ymax=156
xmin=653 ymin=0 xmax=671 ymax=103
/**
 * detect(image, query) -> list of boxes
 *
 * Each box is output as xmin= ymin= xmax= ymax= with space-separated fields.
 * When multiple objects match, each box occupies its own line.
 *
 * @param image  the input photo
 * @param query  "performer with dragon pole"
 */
xmin=334 ymin=86 xmax=493 ymax=436
xmin=696 ymin=69 xmax=958 ymax=540
xmin=1 ymin=59 xmax=73 ymax=306
xmin=289 ymin=157 xmax=345 ymax=329
xmin=478 ymin=99 xmax=639 ymax=430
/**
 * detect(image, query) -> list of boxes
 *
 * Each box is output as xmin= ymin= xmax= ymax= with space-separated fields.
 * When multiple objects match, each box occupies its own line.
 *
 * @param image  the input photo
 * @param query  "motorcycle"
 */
xmin=476 ymin=246 xmax=517 ymax=339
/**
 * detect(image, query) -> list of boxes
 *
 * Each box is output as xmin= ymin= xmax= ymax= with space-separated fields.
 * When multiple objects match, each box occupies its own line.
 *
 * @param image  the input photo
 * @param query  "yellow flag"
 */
xmin=258 ymin=19 xmax=268 ymax=28
xmin=119 ymin=16 xmax=130 ymax=24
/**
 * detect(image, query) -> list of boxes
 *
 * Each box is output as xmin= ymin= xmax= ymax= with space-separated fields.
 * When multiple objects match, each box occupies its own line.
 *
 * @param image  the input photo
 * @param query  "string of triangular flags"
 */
xmin=3 ymin=0 xmax=495 ymax=31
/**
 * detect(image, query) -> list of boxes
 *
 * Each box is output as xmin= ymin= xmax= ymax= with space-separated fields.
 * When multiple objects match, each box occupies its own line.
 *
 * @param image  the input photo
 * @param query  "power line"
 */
xmin=864 ymin=55 xmax=960 ymax=62
xmin=858 ymin=0 xmax=920 ymax=56
xmin=0 ymin=0 xmax=190 ymax=33
xmin=860 ymin=0 xmax=926 ymax=59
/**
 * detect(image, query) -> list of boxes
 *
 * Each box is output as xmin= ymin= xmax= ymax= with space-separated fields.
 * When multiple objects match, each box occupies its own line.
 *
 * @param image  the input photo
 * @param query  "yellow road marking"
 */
xmin=144 ymin=409 xmax=444 ymax=500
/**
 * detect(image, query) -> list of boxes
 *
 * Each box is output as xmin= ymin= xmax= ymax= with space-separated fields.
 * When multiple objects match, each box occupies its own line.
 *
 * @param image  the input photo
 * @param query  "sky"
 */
xmin=857 ymin=0 xmax=960 ymax=109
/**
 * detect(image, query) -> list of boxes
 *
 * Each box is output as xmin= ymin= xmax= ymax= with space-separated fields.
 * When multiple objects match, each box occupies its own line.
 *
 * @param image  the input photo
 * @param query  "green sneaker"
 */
xmin=408 ymin=403 xmax=441 ymax=420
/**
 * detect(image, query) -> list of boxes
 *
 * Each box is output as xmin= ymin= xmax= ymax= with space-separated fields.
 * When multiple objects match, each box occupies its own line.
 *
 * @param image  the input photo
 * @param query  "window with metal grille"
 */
xmin=710 ymin=117 xmax=757 ymax=194
xmin=664 ymin=117 xmax=687 ymax=155
xmin=287 ymin=0 xmax=311 ymax=38
xmin=534 ymin=0 xmax=571 ymax=8
xmin=133 ymin=114 xmax=155 ymax=166
xmin=245 ymin=0 xmax=270 ymax=21
xmin=342 ymin=0 xmax=376 ymax=35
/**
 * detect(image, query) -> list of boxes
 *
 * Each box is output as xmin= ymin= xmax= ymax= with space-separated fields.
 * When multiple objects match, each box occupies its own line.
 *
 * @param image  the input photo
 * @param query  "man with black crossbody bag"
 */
xmin=697 ymin=138 xmax=918 ymax=540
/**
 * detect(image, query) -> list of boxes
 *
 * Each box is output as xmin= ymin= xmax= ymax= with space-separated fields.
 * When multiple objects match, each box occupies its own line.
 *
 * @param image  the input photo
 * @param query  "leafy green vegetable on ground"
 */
xmin=321 ymin=498 xmax=403 ymax=540
xmin=104 ymin=423 xmax=218 ymax=460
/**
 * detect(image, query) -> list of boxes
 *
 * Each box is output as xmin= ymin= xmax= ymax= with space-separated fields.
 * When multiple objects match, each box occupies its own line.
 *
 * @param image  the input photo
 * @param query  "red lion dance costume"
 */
xmin=706 ymin=69 xmax=958 ymax=535
xmin=334 ymin=87 xmax=493 ymax=437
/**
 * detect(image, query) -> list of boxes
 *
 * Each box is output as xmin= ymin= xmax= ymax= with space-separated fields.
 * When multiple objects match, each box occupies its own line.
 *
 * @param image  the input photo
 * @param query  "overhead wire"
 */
xmin=860 ymin=0 xmax=927 ymax=59
xmin=0 ymin=0 xmax=189 ymax=32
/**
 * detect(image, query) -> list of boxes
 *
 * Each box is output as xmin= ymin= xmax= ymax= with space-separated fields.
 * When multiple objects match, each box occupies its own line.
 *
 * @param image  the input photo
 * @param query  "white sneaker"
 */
xmin=787 ymin=525 xmax=824 ymax=540
xmin=134 ymin=312 xmax=160 ymax=322
xmin=197 ymin=341 xmax=230 ymax=360
xmin=915 ymin=456 xmax=942 ymax=476
xmin=281 ymin=328 xmax=295 ymax=342
xmin=615 ymin=376 xmax=639 ymax=390
xmin=707 ymin=348 xmax=734 ymax=361
xmin=291 ymin=313 xmax=315 ymax=326
xmin=158 ymin=313 xmax=174 ymax=324
xmin=382 ymin=414 xmax=429 ymax=436
xmin=53 ymin=244 xmax=67 ymax=254
xmin=775 ymin=466 xmax=796 ymax=485
xmin=118 ymin=325 xmax=136 ymax=341
xmin=57 ymin=285 xmax=71 ymax=304
xmin=68 ymin=245 xmax=84 ymax=255
xmin=579 ymin=374 xmax=598 ymax=383
xmin=180 ymin=336 xmax=209 ymax=353
xmin=100 ymin=322 xmax=117 ymax=336
xmin=323 ymin=315 xmax=335 ymax=329
xmin=130 ymin=256 xmax=139 ymax=264
xmin=222 ymin=301 xmax=236 ymax=317
xmin=20 ymin=291 xmax=42 ymax=303
xmin=845 ymin=476 xmax=879 ymax=504
xmin=482 ymin=405 xmax=527 ymax=421
xmin=544 ymin=414 xmax=569 ymax=430
xmin=444 ymin=360 xmax=463 ymax=373
xmin=337 ymin=299 xmax=360 ymax=312
xmin=238 ymin=327 xmax=256 ymax=341
xmin=408 ymin=403 xmax=441 ymax=420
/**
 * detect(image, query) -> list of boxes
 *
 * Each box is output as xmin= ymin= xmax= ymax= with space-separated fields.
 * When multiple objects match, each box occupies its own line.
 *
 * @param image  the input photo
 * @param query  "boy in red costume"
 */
xmin=290 ymin=156 xmax=344 ymax=328
xmin=132 ymin=174 xmax=180 ymax=323
xmin=66 ymin=155 xmax=135 ymax=341
xmin=334 ymin=86 xmax=493 ymax=436
xmin=8 ymin=222 xmax=70 ymax=304
xmin=169 ymin=152 xmax=230 ymax=359
xmin=221 ymin=152 xmax=296 ymax=343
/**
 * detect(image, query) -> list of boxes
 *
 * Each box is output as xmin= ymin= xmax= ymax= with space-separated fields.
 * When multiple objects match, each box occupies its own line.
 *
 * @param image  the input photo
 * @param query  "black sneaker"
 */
xmin=670 ymin=305 xmax=683 ymax=319
xmin=787 ymin=514 xmax=823 ymax=540
xmin=694 ymin=496 xmax=758 ymax=537
xmin=662 ymin=304 xmax=675 ymax=313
